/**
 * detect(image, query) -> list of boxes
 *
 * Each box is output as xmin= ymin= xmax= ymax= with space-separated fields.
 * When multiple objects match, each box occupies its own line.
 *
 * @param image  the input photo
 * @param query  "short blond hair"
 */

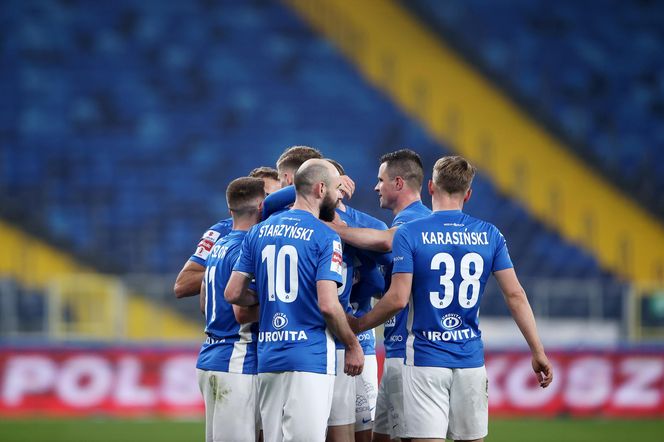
xmin=432 ymin=156 xmax=476 ymax=194
xmin=276 ymin=146 xmax=323 ymax=172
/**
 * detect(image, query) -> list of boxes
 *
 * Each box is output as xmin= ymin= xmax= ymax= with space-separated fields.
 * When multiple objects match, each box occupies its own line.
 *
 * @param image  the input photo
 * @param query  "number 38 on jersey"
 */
xmin=429 ymin=252 xmax=484 ymax=309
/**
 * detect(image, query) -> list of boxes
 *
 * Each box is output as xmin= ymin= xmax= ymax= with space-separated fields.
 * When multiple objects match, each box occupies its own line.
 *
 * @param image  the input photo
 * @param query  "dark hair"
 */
xmin=226 ymin=177 xmax=265 ymax=216
xmin=276 ymin=146 xmax=323 ymax=172
xmin=324 ymin=158 xmax=345 ymax=176
xmin=432 ymin=156 xmax=476 ymax=194
xmin=379 ymin=149 xmax=424 ymax=190
xmin=248 ymin=166 xmax=279 ymax=181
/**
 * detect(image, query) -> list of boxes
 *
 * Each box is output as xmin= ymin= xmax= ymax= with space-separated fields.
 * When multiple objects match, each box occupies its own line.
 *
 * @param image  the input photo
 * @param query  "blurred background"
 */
xmin=1 ymin=0 xmax=664 ymax=440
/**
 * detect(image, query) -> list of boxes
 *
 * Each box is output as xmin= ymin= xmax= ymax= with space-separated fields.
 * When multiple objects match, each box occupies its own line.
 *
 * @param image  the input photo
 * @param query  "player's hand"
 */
xmin=532 ymin=352 xmax=553 ymax=388
xmin=344 ymin=343 xmax=364 ymax=376
xmin=346 ymin=313 xmax=360 ymax=335
xmin=340 ymin=175 xmax=355 ymax=200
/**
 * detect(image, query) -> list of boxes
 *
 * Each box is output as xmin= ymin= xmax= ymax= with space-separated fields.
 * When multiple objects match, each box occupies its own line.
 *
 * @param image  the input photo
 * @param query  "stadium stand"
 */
xmin=406 ymin=0 xmax=664 ymax=218
xmin=0 ymin=0 xmax=624 ymax=323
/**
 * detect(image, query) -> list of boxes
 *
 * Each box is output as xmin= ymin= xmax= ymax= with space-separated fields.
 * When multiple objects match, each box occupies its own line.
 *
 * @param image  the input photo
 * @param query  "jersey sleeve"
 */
xmin=492 ymin=229 xmax=514 ymax=272
xmin=189 ymin=228 xmax=222 ymax=266
xmin=226 ymin=244 xmax=257 ymax=291
xmin=262 ymin=185 xmax=296 ymax=220
xmin=391 ymin=226 xmax=415 ymax=274
xmin=233 ymin=227 xmax=257 ymax=276
xmin=189 ymin=220 xmax=233 ymax=266
xmin=315 ymin=232 xmax=345 ymax=286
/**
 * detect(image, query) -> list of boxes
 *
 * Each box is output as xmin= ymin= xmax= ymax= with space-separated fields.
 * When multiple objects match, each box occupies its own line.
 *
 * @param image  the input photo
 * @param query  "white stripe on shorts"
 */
xmin=405 ymin=296 xmax=415 ymax=365
xmin=326 ymin=328 xmax=336 ymax=375
xmin=229 ymin=323 xmax=252 ymax=373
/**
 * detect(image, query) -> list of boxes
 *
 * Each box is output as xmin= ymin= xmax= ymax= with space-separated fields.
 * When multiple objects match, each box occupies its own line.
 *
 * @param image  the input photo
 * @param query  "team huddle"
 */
xmin=174 ymin=147 xmax=554 ymax=442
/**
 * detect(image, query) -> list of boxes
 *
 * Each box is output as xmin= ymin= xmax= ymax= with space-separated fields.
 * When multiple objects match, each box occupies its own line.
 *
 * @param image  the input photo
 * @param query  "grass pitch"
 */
xmin=1 ymin=418 xmax=662 ymax=441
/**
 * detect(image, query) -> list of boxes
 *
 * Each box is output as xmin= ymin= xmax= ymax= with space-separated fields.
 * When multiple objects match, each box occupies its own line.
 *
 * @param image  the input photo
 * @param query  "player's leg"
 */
xmin=214 ymin=372 xmax=260 ymax=442
xmin=197 ymin=369 xmax=259 ymax=442
xmin=446 ymin=367 xmax=488 ymax=442
xmin=326 ymin=424 xmax=355 ymax=442
xmin=372 ymin=358 xmax=395 ymax=442
xmin=387 ymin=359 xmax=409 ymax=441
xmin=282 ymin=372 xmax=334 ymax=442
xmin=371 ymin=378 xmax=390 ymax=442
xmin=282 ymin=371 xmax=334 ymax=442
xmin=402 ymin=365 xmax=453 ymax=442
xmin=258 ymin=372 xmax=288 ymax=442
xmin=327 ymin=349 xmax=357 ymax=442
xmin=354 ymin=354 xmax=378 ymax=442
xmin=197 ymin=369 xmax=216 ymax=442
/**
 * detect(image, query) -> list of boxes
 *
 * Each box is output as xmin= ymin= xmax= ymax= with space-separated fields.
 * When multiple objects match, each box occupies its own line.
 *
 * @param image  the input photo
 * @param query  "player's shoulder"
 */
xmin=462 ymin=213 xmax=503 ymax=236
xmin=394 ymin=213 xmax=434 ymax=238
xmin=224 ymin=229 xmax=249 ymax=245
xmin=344 ymin=205 xmax=388 ymax=230
xmin=394 ymin=201 xmax=431 ymax=225
xmin=206 ymin=217 xmax=233 ymax=235
xmin=316 ymin=217 xmax=340 ymax=239
xmin=214 ymin=217 xmax=233 ymax=229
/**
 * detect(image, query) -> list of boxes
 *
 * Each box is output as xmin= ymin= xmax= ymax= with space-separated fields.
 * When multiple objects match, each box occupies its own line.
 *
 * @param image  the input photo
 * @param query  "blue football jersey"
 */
xmin=189 ymin=218 xmax=233 ymax=266
xmin=197 ymin=230 xmax=258 ymax=374
xmin=334 ymin=208 xmax=360 ymax=350
xmin=343 ymin=205 xmax=391 ymax=356
xmin=383 ymin=201 xmax=432 ymax=358
xmin=234 ymin=209 xmax=344 ymax=375
xmin=392 ymin=210 xmax=513 ymax=368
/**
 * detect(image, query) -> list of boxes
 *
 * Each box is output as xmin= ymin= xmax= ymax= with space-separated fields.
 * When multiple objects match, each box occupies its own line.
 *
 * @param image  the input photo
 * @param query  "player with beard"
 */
xmin=226 ymin=159 xmax=364 ymax=442
xmin=253 ymin=157 xmax=386 ymax=442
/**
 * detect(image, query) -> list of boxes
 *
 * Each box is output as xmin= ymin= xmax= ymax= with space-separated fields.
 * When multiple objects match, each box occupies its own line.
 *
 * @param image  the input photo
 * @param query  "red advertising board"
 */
xmin=0 ymin=347 xmax=203 ymax=418
xmin=1 ymin=346 xmax=663 ymax=417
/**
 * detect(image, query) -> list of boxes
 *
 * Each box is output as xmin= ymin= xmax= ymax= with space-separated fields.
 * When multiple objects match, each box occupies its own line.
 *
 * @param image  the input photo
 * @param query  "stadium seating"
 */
xmin=0 ymin=0 xmax=622 ymax=317
xmin=406 ymin=0 xmax=664 ymax=217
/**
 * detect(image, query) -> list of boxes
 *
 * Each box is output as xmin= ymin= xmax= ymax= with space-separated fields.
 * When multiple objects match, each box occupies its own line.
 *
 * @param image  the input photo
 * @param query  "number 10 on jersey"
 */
xmin=261 ymin=245 xmax=299 ymax=303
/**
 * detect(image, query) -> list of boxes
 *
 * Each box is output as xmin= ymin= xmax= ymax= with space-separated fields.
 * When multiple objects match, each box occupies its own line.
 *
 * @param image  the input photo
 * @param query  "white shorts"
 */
xmin=258 ymin=371 xmax=334 ymax=442
xmin=402 ymin=364 xmax=488 ymax=440
xmin=328 ymin=349 xmax=357 ymax=426
xmin=373 ymin=357 xmax=407 ymax=438
xmin=354 ymin=354 xmax=378 ymax=432
xmin=196 ymin=369 xmax=260 ymax=442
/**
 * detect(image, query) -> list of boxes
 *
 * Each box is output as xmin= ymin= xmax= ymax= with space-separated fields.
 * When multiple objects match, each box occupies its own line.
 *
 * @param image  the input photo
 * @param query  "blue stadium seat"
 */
xmin=0 ymin=0 xmax=622 ymax=317
xmin=408 ymin=0 xmax=664 ymax=216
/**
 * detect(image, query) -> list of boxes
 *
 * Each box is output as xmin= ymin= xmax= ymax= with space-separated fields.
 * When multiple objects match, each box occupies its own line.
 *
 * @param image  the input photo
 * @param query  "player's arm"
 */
xmin=174 ymin=260 xmax=205 ymax=298
xmin=318 ymin=280 xmax=364 ymax=376
xmin=233 ymin=302 xmax=259 ymax=324
xmin=199 ymin=280 xmax=206 ymax=315
xmin=224 ymin=271 xmax=259 ymax=306
xmin=331 ymin=225 xmax=397 ymax=253
xmin=262 ymin=185 xmax=296 ymax=219
xmin=354 ymin=272 xmax=412 ymax=333
xmin=494 ymin=268 xmax=553 ymax=388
